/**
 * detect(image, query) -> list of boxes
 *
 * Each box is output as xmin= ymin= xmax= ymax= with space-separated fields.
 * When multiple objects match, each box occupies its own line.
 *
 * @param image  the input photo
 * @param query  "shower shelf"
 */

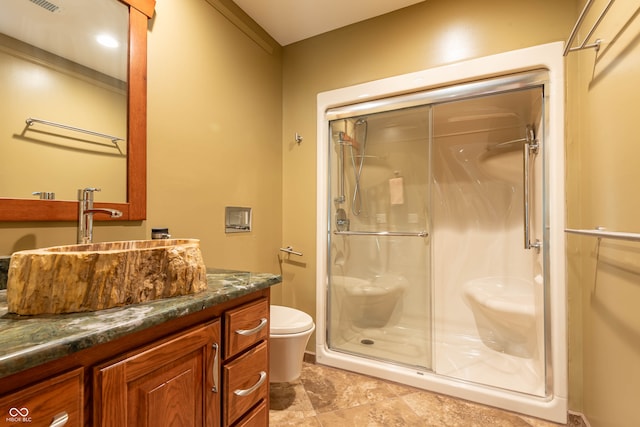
xmin=565 ymin=228 xmax=640 ymax=242
xmin=334 ymin=230 xmax=428 ymax=237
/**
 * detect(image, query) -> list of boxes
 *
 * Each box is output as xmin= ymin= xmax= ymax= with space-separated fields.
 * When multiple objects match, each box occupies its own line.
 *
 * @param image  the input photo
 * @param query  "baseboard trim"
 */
xmin=303 ymin=351 xmax=316 ymax=364
xmin=568 ymin=410 xmax=591 ymax=427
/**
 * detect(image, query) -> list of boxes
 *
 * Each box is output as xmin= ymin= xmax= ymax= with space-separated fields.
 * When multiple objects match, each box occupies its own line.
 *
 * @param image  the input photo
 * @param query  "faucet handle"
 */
xmin=78 ymin=187 xmax=101 ymax=201
xmin=32 ymin=191 xmax=55 ymax=200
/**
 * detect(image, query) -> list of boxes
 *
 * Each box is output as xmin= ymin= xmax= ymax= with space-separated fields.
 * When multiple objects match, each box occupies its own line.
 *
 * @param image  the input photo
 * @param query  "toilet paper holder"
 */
xmin=279 ymin=246 xmax=303 ymax=256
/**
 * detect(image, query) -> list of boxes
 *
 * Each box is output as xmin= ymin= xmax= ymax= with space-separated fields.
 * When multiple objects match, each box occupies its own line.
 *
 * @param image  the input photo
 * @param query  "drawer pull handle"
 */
xmin=50 ymin=412 xmax=69 ymax=427
xmin=235 ymin=318 xmax=267 ymax=336
xmin=212 ymin=343 xmax=219 ymax=393
xmin=234 ymin=371 xmax=267 ymax=397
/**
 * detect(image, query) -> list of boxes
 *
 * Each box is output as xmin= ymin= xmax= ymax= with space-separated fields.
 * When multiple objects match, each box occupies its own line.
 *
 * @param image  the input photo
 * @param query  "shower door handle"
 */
xmin=523 ymin=126 xmax=541 ymax=251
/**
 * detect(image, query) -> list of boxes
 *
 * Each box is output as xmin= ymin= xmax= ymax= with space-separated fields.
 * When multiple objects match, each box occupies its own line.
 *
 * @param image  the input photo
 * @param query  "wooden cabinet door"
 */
xmin=0 ymin=368 xmax=83 ymax=427
xmin=94 ymin=320 xmax=221 ymax=427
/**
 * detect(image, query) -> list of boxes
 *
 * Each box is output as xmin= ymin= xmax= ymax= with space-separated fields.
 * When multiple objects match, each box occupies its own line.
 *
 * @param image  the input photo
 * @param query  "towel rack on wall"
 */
xmin=565 ymin=227 xmax=640 ymax=242
xmin=563 ymin=0 xmax=616 ymax=56
xmin=25 ymin=117 xmax=124 ymax=145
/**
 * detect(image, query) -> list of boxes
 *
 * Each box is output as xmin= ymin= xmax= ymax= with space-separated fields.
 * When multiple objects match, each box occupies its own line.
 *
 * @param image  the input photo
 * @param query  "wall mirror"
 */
xmin=0 ymin=0 xmax=155 ymax=221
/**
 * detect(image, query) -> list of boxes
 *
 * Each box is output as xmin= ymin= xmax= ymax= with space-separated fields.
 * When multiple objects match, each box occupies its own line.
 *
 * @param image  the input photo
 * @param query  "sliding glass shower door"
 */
xmin=430 ymin=87 xmax=547 ymax=396
xmin=325 ymin=72 xmax=549 ymax=397
xmin=327 ymin=105 xmax=433 ymax=370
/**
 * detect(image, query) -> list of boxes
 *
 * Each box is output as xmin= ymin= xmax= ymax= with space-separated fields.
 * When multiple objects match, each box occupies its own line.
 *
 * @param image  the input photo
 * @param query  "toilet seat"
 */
xmin=270 ymin=305 xmax=314 ymax=334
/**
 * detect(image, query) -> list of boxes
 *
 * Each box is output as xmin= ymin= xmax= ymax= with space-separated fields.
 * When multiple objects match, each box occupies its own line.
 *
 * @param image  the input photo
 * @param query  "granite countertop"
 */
xmin=0 ymin=268 xmax=281 ymax=379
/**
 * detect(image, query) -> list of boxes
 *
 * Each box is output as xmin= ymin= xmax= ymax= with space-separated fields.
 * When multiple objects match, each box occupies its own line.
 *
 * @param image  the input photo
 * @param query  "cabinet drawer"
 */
xmin=0 ymin=368 xmax=83 ymax=427
xmin=234 ymin=401 xmax=267 ymax=427
xmin=224 ymin=298 xmax=268 ymax=358
xmin=223 ymin=341 xmax=268 ymax=426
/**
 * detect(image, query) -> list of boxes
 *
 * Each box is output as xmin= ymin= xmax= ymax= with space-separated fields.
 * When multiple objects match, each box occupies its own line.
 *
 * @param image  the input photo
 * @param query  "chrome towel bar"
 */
xmin=565 ymin=227 xmax=640 ymax=243
xmin=26 ymin=117 xmax=124 ymax=145
xmin=563 ymin=0 xmax=615 ymax=56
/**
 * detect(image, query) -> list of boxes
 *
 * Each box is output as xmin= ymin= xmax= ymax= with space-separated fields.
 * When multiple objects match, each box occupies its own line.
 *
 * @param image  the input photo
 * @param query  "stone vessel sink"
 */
xmin=7 ymin=239 xmax=207 ymax=315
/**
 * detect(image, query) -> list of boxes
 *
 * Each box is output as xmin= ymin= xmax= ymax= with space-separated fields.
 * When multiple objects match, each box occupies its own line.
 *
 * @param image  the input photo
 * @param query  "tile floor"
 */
xmin=269 ymin=362 xmax=584 ymax=427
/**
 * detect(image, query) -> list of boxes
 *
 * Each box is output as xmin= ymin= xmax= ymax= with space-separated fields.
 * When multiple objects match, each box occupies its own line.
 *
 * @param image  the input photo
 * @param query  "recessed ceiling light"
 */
xmin=96 ymin=34 xmax=119 ymax=49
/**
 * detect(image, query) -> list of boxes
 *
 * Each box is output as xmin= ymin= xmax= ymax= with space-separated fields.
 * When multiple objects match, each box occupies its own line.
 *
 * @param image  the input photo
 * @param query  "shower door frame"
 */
xmin=316 ymin=42 xmax=566 ymax=423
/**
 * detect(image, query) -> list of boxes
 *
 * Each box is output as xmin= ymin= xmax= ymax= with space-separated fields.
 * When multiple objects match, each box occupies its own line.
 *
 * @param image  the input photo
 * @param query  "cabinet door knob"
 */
xmin=50 ymin=412 xmax=69 ymax=427
xmin=235 ymin=318 xmax=267 ymax=336
xmin=234 ymin=371 xmax=267 ymax=397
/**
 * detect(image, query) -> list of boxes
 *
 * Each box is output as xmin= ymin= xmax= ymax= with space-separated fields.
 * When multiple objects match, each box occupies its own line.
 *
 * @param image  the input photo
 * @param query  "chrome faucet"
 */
xmin=78 ymin=188 xmax=123 ymax=244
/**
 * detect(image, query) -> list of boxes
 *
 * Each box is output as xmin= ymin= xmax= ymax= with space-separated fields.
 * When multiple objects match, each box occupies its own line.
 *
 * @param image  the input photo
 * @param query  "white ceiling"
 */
xmin=0 ymin=0 xmax=128 ymax=80
xmin=232 ymin=0 xmax=427 ymax=46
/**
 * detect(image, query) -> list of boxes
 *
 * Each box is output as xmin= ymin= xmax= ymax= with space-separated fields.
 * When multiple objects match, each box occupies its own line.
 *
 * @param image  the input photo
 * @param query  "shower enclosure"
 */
xmin=316 ymin=44 xmax=566 ymax=422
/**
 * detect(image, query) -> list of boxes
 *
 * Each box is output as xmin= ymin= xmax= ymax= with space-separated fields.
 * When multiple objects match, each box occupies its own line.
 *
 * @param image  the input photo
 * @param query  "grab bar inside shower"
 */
xmin=335 ymin=131 xmax=346 ymax=203
xmin=523 ymin=126 xmax=541 ymax=250
xmin=334 ymin=230 xmax=428 ymax=237
xmin=488 ymin=125 xmax=541 ymax=250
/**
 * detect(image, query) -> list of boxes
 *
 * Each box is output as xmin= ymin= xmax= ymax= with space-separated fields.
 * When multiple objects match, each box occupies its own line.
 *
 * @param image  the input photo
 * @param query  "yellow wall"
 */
xmin=566 ymin=1 xmax=640 ymax=425
xmin=0 ymin=0 xmax=283 ymax=277
xmin=145 ymin=0 xmax=282 ymax=274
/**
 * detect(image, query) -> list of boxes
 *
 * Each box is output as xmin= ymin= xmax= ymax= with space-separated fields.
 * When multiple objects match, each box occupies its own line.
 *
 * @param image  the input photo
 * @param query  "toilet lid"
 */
xmin=270 ymin=305 xmax=314 ymax=334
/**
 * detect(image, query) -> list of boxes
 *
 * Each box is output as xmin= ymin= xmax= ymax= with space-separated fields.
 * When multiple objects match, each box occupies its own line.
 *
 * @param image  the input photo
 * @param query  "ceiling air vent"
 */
xmin=28 ymin=0 xmax=60 ymax=13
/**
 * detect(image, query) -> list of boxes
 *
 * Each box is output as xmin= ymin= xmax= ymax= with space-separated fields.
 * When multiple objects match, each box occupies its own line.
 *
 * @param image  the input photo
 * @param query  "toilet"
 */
xmin=269 ymin=305 xmax=315 ymax=383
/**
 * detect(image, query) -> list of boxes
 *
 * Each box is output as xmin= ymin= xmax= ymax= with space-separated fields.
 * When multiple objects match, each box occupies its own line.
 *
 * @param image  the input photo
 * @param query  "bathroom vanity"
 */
xmin=0 ymin=269 xmax=279 ymax=427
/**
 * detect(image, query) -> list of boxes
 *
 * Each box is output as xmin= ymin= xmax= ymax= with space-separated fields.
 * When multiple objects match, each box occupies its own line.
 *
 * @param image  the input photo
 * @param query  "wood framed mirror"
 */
xmin=0 ymin=0 xmax=155 ymax=222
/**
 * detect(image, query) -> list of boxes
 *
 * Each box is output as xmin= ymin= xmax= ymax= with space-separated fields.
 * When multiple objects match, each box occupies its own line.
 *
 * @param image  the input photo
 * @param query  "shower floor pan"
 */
xmin=436 ymin=330 xmax=545 ymax=396
xmin=335 ymin=323 xmax=430 ymax=369
xmin=333 ymin=322 xmax=544 ymax=396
